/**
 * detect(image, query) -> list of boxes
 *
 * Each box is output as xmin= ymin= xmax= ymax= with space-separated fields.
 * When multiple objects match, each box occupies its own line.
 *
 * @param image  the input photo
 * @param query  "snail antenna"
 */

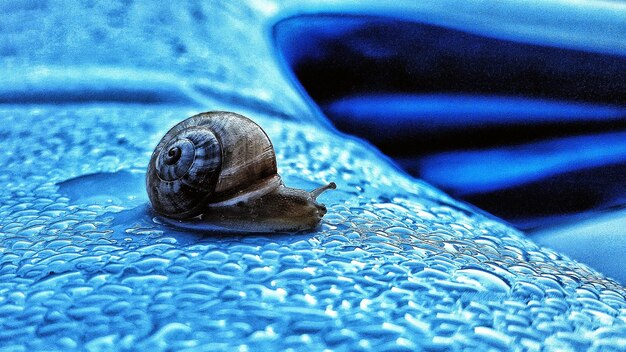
xmin=310 ymin=182 xmax=336 ymax=200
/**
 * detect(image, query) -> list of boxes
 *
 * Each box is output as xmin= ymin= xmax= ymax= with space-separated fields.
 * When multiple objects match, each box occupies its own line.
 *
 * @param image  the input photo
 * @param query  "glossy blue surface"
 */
xmin=328 ymin=94 xmax=626 ymax=127
xmin=276 ymin=11 xmax=626 ymax=232
xmin=418 ymin=131 xmax=626 ymax=195
xmin=1 ymin=1 xmax=626 ymax=351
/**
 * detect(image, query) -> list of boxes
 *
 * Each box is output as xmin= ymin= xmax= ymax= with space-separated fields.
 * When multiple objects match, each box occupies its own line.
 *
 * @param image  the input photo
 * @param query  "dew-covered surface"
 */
xmin=1 ymin=1 xmax=626 ymax=351
xmin=2 ymin=105 xmax=626 ymax=351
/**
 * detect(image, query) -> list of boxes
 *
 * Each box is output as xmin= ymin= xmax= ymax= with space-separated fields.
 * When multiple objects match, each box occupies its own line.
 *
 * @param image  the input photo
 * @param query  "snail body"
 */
xmin=146 ymin=111 xmax=335 ymax=232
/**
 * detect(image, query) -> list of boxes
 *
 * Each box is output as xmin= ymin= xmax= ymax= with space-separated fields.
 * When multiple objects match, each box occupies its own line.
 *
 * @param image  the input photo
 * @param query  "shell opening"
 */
xmin=207 ymin=175 xmax=283 ymax=207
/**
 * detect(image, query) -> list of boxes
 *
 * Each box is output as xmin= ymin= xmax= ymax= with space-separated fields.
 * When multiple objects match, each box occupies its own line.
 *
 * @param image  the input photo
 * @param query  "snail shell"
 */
xmin=146 ymin=111 xmax=335 ymax=232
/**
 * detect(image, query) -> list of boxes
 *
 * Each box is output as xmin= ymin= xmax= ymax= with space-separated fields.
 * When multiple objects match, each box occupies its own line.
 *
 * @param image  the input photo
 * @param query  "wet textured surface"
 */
xmin=1 ymin=1 xmax=626 ymax=351
xmin=2 ymin=105 xmax=626 ymax=350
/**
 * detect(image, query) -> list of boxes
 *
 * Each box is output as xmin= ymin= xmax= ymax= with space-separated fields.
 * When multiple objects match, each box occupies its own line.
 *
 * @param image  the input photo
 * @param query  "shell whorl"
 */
xmin=147 ymin=111 xmax=277 ymax=219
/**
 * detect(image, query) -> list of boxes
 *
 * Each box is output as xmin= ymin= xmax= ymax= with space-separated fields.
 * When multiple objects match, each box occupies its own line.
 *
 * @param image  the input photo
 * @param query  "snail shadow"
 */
xmin=58 ymin=170 xmax=322 ymax=247
xmin=107 ymin=204 xmax=318 ymax=247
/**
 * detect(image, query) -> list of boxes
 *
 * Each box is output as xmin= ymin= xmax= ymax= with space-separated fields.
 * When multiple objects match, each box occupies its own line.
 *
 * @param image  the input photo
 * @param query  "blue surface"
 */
xmin=1 ymin=1 xmax=626 ymax=351
xmin=275 ymin=11 xmax=626 ymax=233
xmin=327 ymin=94 xmax=626 ymax=128
xmin=418 ymin=131 xmax=626 ymax=195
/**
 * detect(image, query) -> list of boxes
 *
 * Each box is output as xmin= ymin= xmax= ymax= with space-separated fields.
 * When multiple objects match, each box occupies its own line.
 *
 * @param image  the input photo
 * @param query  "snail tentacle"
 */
xmin=310 ymin=182 xmax=337 ymax=200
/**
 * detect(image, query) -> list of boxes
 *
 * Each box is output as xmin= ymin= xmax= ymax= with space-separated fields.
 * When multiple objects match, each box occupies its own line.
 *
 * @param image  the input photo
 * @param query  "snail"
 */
xmin=146 ymin=111 xmax=336 ymax=233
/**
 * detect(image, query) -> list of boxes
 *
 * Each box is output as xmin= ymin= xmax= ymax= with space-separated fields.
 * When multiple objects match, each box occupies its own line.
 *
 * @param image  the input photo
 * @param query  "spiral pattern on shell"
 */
xmin=147 ymin=111 xmax=277 ymax=219
xmin=147 ymin=125 xmax=222 ymax=219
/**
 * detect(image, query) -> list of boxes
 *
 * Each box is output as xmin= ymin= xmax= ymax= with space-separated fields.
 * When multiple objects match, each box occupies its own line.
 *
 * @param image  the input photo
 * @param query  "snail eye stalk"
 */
xmin=310 ymin=182 xmax=337 ymax=200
